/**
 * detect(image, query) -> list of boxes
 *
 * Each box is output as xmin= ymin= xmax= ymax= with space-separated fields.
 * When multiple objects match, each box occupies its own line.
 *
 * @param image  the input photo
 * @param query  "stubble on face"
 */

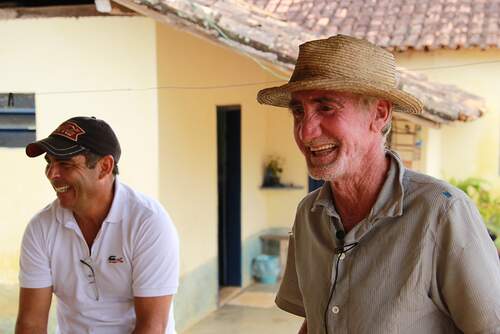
xmin=45 ymin=154 xmax=101 ymax=211
xmin=291 ymin=90 xmax=375 ymax=182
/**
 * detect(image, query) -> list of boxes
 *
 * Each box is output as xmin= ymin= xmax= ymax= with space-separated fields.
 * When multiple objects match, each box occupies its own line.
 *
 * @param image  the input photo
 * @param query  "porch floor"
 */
xmin=181 ymin=283 xmax=303 ymax=334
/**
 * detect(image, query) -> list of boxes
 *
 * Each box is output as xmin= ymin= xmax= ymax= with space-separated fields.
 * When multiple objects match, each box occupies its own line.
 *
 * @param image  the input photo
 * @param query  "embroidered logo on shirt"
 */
xmin=108 ymin=255 xmax=124 ymax=264
xmin=442 ymin=191 xmax=452 ymax=198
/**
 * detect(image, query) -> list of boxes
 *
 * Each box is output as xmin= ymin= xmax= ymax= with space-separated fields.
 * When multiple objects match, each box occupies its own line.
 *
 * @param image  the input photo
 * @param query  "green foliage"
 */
xmin=449 ymin=177 xmax=500 ymax=248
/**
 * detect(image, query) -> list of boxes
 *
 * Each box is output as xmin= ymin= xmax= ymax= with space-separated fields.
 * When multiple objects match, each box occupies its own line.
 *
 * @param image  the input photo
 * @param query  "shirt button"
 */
xmin=331 ymin=306 xmax=340 ymax=314
xmin=339 ymin=253 xmax=346 ymax=260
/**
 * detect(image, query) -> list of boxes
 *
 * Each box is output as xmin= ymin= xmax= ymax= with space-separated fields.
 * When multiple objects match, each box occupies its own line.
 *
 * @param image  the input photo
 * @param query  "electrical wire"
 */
xmin=407 ymin=59 xmax=500 ymax=71
xmin=34 ymin=80 xmax=285 ymax=95
xmin=30 ymin=58 xmax=500 ymax=96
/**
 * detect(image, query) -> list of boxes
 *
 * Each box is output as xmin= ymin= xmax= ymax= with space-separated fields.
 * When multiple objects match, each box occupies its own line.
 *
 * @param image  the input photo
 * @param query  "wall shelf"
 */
xmin=260 ymin=184 xmax=303 ymax=190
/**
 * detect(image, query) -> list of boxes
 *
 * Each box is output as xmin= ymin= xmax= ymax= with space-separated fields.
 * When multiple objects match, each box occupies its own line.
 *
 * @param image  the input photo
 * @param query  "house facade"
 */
xmin=1 ymin=0 xmax=498 ymax=331
xmin=0 ymin=14 xmax=306 ymax=331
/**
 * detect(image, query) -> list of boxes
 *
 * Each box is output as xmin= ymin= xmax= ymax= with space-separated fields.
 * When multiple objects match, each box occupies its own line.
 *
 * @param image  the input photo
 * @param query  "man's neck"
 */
xmin=329 ymin=151 xmax=390 ymax=233
xmin=73 ymin=180 xmax=115 ymax=248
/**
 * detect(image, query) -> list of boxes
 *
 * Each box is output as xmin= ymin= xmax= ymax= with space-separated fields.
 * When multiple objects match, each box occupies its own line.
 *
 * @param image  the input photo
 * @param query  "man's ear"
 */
xmin=98 ymin=155 xmax=115 ymax=179
xmin=371 ymin=99 xmax=392 ymax=133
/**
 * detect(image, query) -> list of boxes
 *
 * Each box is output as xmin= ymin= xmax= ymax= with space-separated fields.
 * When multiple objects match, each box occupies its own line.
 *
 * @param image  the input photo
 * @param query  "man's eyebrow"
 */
xmin=312 ymin=97 xmax=343 ymax=104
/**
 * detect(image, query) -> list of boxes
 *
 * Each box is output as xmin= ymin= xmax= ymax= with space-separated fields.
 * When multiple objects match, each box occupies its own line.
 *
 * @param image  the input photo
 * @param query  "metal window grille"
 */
xmin=0 ymin=93 xmax=36 ymax=147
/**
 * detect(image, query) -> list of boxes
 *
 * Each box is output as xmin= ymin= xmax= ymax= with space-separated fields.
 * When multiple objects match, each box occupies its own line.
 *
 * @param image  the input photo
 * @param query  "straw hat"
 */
xmin=257 ymin=34 xmax=423 ymax=114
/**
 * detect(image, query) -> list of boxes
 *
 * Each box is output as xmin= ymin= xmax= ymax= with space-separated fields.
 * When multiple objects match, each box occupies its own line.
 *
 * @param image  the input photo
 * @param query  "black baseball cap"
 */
xmin=26 ymin=116 xmax=121 ymax=163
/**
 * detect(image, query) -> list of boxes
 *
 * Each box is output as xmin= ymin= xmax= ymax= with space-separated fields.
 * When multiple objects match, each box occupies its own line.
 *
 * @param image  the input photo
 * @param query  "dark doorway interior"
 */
xmin=308 ymin=177 xmax=324 ymax=192
xmin=217 ymin=106 xmax=241 ymax=287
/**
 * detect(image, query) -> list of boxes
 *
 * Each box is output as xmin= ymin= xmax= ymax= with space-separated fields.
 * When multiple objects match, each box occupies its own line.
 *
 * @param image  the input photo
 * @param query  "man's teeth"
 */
xmin=54 ymin=185 xmax=69 ymax=193
xmin=310 ymin=144 xmax=336 ymax=152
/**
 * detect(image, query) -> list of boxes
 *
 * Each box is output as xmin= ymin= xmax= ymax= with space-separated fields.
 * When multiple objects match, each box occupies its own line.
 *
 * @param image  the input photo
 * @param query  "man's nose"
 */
xmin=46 ymin=163 xmax=60 ymax=180
xmin=299 ymin=112 xmax=322 ymax=143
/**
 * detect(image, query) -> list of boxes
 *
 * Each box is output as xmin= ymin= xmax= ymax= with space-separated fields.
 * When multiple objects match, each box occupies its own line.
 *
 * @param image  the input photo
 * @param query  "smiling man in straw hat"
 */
xmin=257 ymin=35 xmax=500 ymax=334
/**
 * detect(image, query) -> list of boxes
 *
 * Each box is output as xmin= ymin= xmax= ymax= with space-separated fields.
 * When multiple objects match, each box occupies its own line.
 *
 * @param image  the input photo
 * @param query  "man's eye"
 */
xmin=290 ymin=106 xmax=304 ymax=118
xmin=318 ymin=104 xmax=337 ymax=113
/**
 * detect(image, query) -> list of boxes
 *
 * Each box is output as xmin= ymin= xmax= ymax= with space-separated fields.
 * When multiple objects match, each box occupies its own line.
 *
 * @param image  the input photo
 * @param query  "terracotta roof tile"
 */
xmin=243 ymin=0 xmax=500 ymax=50
xmin=135 ymin=0 xmax=489 ymax=123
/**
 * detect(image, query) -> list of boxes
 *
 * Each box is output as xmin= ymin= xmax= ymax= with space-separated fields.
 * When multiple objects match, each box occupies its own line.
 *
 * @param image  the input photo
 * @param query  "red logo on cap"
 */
xmin=52 ymin=121 xmax=86 ymax=141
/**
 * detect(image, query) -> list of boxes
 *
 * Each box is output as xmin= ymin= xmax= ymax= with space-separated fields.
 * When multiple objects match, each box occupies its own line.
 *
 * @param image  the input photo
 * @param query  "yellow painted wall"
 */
xmin=0 ymin=16 xmax=159 ymax=283
xmin=264 ymin=109 xmax=309 ymax=229
xmin=396 ymin=49 xmax=500 ymax=194
xmin=155 ymin=23 xmax=305 ymax=276
xmin=421 ymin=127 xmax=442 ymax=178
xmin=0 ymin=14 xmax=309 ymax=331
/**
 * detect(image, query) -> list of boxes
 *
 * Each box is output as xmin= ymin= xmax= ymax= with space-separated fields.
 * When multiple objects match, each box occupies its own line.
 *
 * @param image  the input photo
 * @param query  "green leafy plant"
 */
xmin=449 ymin=177 xmax=500 ymax=248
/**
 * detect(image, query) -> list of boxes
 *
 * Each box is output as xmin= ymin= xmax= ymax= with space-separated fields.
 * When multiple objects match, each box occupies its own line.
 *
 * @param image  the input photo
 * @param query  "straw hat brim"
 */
xmin=257 ymin=78 xmax=423 ymax=114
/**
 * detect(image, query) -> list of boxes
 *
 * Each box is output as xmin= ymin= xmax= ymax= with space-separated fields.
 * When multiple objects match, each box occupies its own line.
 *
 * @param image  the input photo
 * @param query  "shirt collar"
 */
xmin=311 ymin=149 xmax=405 ymax=220
xmin=56 ymin=177 xmax=124 ymax=227
xmin=101 ymin=178 xmax=124 ymax=224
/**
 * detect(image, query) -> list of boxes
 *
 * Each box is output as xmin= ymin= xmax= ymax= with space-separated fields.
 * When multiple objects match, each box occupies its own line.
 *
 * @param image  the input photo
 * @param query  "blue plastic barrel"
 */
xmin=252 ymin=254 xmax=280 ymax=284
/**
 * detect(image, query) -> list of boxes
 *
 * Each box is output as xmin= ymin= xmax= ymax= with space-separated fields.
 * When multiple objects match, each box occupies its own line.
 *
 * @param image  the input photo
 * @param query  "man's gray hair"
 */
xmin=358 ymin=95 xmax=392 ymax=143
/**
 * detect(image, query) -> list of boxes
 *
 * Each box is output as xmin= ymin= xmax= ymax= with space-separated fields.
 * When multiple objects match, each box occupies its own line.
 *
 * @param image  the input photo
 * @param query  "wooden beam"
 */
xmin=394 ymin=112 xmax=441 ymax=129
xmin=112 ymin=0 xmax=171 ymax=22
xmin=0 ymin=4 xmax=136 ymax=19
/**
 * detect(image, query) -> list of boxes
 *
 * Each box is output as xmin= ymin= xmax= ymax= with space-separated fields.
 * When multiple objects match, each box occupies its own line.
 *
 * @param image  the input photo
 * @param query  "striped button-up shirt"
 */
xmin=276 ymin=150 xmax=500 ymax=334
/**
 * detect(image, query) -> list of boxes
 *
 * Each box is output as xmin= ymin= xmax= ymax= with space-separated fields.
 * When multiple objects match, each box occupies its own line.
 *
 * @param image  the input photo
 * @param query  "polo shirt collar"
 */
xmin=311 ymin=149 xmax=405 ymax=220
xmin=56 ymin=178 xmax=125 ymax=227
xmin=103 ymin=178 xmax=124 ymax=224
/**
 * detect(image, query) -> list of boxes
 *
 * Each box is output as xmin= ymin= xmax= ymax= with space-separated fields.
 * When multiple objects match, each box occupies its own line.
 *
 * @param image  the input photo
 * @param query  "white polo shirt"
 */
xmin=19 ymin=179 xmax=179 ymax=334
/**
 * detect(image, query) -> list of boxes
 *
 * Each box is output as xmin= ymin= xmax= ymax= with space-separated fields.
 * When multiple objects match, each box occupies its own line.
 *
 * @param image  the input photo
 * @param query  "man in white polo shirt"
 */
xmin=16 ymin=116 xmax=179 ymax=334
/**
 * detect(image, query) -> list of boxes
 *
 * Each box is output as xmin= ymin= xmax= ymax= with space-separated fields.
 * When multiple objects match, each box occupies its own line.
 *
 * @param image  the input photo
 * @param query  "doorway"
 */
xmin=217 ymin=106 xmax=242 ymax=292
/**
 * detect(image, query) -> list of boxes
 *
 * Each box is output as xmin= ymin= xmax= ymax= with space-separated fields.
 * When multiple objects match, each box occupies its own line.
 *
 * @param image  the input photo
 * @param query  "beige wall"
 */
xmin=155 ymin=23 xmax=306 ymax=276
xmin=421 ymin=127 xmax=443 ymax=178
xmin=264 ymin=108 xmax=308 ymax=229
xmin=0 ymin=16 xmax=159 ymax=283
xmin=396 ymin=49 xmax=500 ymax=193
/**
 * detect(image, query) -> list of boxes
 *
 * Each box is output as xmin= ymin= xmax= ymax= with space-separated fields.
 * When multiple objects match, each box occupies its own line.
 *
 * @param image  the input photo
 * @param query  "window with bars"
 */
xmin=0 ymin=93 xmax=36 ymax=147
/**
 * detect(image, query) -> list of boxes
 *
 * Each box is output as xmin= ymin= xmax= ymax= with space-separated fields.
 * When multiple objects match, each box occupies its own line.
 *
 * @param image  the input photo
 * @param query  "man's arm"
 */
xmin=15 ymin=287 xmax=52 ymax=334
xmin=433 ymin=197 xmax=500 ymax=332
xmin=133 ymin=295 xmax=173 ymax=334
xmin=298 ymin=319 xmax=307 ymax=334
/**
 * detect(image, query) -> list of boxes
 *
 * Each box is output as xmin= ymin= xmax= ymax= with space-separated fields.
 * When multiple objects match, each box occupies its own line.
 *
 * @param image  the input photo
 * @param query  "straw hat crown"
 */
xmin=257 ymin=34 xmax=423 ymax=114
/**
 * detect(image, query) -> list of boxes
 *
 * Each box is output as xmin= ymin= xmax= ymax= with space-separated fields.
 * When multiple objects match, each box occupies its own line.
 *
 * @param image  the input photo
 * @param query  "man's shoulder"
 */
xmin=403 ymin=169 xmax=469 ymax=205
xmin=296 ymin=187 xmax=323 ymax=212
xmin=116 ymin=182 xmax=171 ymax=224
xmin=30 ymin=200 xmax=61 ymax=225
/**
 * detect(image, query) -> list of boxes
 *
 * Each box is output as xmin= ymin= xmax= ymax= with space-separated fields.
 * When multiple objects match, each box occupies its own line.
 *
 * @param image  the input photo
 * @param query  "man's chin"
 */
xmin=308 ymin=167 xmax=336 ymax=181
xmin=57 ymin=196 xmax=74 ymax=209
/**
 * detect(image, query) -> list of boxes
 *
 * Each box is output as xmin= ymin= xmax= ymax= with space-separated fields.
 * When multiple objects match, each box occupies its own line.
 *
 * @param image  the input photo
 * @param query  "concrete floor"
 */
xmin=182 ymin=283 xmax=303 ymax=334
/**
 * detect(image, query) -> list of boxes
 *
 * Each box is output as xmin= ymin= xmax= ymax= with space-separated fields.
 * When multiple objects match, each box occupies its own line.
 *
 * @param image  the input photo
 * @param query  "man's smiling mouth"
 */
xmin=309 ymin=144 xmax=337 ymax=156
xmin=53 ymin=185 xmax=70 ymax=193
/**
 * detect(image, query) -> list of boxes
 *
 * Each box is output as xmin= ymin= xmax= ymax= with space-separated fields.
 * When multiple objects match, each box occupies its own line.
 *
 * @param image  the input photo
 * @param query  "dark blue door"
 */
xmin=217 ymin=106 xmax=242 ymax=287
